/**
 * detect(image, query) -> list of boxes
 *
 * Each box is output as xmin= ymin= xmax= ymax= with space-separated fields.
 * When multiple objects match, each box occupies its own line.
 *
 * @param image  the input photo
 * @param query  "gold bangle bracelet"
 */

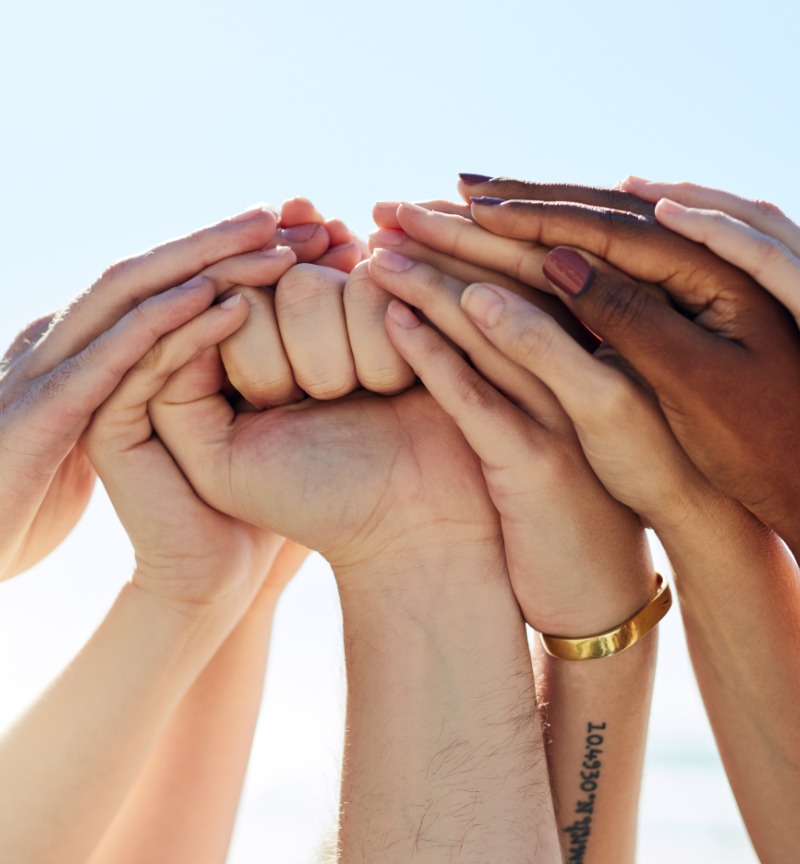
xmin=539 ymin=574 xmax=672 ymax=661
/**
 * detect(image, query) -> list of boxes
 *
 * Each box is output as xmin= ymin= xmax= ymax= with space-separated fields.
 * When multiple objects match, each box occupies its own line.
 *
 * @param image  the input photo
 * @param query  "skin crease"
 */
xmin=149 ymin=260 xmax=564 ymax=863
xmin=152 ymin=255 xmax=661 ymax=862
xmin=0 ymin=293 xmax=283 ymax=864
xmin=367 ymin=251 xmax=656 ymax=864
xmin=0 ymin=201 xmax=351 ymax=863
xmin=0 ymin=202 xmax=346 ymax=582
xmin=422 ymin=264 xmax=800 ymax=864
xmin=383 ymin=179 xmax=800 ymax=556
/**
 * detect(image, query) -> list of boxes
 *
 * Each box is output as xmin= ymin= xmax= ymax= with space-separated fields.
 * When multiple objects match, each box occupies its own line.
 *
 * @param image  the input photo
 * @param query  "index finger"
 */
xmin=455 ymin=175 xmax=656 ymax=216
xmin=32 ymin=208 xmax=278 ymax=372
xmin=621 ymin=177 xmax=800 ymax=256
xmin=391 ymin=202 xmax=552 ymax=292
xmin=469 ymin=198 xmax=761 ymax=320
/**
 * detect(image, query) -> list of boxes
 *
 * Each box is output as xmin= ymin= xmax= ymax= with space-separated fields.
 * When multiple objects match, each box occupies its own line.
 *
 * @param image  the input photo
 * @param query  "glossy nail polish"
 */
xmin=470 ymin=196 xmax=505 ymax=206
xmin=459 ymin=173 xmax=492 ymax=185
xmin=542 ymin=248 xmax=592 ymax=296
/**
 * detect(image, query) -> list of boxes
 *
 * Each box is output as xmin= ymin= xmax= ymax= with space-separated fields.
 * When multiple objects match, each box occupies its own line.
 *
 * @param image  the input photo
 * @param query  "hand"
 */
xmin=620 ymin=176 xmax=800 ymax=327
xmin=219 ymin=198 xmax=371 ymax=408
xmin=82 ymin=285 xmax=282 ymax=620
xmin=150 ymin=264 xmax=504 ymax=582
xmin=389 ymin=180 xmax=800 ymax=551
xmin=278 ymin=196 xmax=367 ymax=272
xmin=396 ymin=230 xmax=800 ymax=864
xmin=367 ymin=249 xmax=655 ymax=636
xmin=207 ymin=263 xmax=556 ymax=863
xmin=0 ymin=208 xmax=298 ymax=581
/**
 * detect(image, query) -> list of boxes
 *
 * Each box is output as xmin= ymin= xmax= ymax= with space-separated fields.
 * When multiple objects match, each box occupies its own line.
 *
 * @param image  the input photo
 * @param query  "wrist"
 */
xmin=124 ymin=576 xmax=241 ymax=659
xmin=334 ymin=537 xmax=510 ymax=618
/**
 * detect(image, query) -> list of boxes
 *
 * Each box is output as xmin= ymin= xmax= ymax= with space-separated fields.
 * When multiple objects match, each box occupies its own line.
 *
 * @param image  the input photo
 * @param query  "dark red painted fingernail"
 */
xmin=459 ymin=173 xmax=492 ymax=185
xmin=542 ymin=248 xmax=593 ymax=296
xmin=470 ymin=196 xmax=505 ymax=206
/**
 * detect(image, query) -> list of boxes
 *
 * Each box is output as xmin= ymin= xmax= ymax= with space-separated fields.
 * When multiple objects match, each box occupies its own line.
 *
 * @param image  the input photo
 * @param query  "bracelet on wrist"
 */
xmin=539 ymin=573 xmax=672 ymax=661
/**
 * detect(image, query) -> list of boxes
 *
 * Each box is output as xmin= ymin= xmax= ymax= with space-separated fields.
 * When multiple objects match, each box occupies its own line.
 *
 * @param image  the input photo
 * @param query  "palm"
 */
xmin=85 ymin=415 xmax=279 ymax=611
xmin=155 ymin=382 xmax=500 ymax=572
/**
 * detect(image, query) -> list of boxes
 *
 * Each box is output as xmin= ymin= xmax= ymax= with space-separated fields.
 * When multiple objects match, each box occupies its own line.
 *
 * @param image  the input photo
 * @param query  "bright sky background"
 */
xmin=2 ymin=0 xmax=798 ymax=861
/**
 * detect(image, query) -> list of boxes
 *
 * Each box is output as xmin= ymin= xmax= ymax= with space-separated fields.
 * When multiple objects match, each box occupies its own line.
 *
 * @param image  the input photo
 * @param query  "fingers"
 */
xmin=279 ymin=197 xmax=325 ymax=226
xmin=274 ymin=264 xmax=357 ymax=400
xmin=315 ymin=241 xmax=363 ymax=273
xmin=197 ymin=244 xmax=296 ymax=289
xmin=18 ymin=277 xmax=223 ymax=444
xmin=2 ymin=313 xmax=56 ymax=366
xmin=372 ymin=199 xmax=471 ymax=230
xmin=538 ymin=246 xmax=734 ymax=402
xmin=85 ymin=293 xmax=250 ymax=458
xmin=653 ymin=198 xmax=800 ymax=327
xmin=391 ymin=202 xmax=552 ymax=291
xmin=368 ymin=250 xmax=564 ymax=426
xmin=33 ymin=209 xmax=278 ymax=372
xmin=370 ymin=223 xmax=597 ymax=352
xmin=370 ymin=226 xmax=548 ymax=296
xmin=469 ymin=197 xmax=763 ymax=318
xmin=343 ymin=260 xmax=415 ymax=394
xmin=621 ymin=177 xmax=800 ymax=255
xmin=383 ymin=300 xmax=541 ymax=470
xmin=455 ymin=174 xmax=656 ymax=216
xmin=219 ymin=286 xmax=303 ymax=408
xmin=14 ymin=241 xmax=297 ymax=433
xmin=314 ymin=218 xmax=368 ymax=272
xmin=149 ymin=347 xmax=237 ymax=511
xmin=456 ymin=279 xmax=705 ymax=522
xmin=272 ymin=222 xmax=330 ymax=263
xmin=277 ymin=198 xmax=363 ymax=267
xmin=457 ymin=279 xmax=629 ymax=424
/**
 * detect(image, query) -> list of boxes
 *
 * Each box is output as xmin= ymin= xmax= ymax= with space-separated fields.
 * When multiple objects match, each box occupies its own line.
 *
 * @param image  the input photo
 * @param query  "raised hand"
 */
xmin=0 ymin=280 xmax=294 ymax=864
xmin=425 ymin=269 xmax=800 ymax=864
xmin=150 ymin=261 xmax=561 ymax=862
xmin=368 ymin=250 xmax=658 ymax=864
xmin=0 ymin=208 xmax=296 ymax=580
xmin=379 ymin=180 xmax=800 ymax=555
xmin=620 ymin=176 xmax=800 ymax=326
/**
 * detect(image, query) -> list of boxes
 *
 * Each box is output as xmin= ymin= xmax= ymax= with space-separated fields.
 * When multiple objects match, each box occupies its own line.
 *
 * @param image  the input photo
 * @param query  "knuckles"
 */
xmin=582 ymin=277 xmax=653 ymax=341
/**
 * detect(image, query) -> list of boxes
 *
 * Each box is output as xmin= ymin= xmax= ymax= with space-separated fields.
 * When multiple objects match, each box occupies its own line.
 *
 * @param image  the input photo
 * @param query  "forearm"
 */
xmin=87 ymin=578 xmax=282 ymax=864
xmin=530 ymin=560 xmax=658 ymax=864
xmin=655 ymin=495 xmax=800 ymax=863
xmin=336 ymin=547 xmax=561 ymax=864
xmin=535 ymin=630 xmax=656 ymax=864
xmin=0 ymin=581 xmax=233 ymax=864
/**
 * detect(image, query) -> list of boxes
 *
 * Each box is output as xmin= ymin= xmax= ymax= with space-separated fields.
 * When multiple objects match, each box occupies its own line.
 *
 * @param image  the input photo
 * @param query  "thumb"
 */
xmin=148 ymin=346 xmax=238 ymax=512
xmin=540 ymin=246 xmax=726 ymax=396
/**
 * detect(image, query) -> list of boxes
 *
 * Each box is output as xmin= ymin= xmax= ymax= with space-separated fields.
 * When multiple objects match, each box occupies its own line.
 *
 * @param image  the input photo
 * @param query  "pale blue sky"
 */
xmin=1 ymin=1 xmax=797 ymax=860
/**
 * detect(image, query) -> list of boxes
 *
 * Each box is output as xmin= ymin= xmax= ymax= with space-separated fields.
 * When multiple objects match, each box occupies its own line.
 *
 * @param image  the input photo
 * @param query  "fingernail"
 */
xmin=181 ymin=274 xmax=209 ymax=290
xmin=622 ymin=175 xmax=648 ymax=188
xmin=281 ymin=223 xmax=320 ymax=243
xmin=542 ymin=248 xmax=592 ymax=296
xmin=220 ymin=293 xmax=243 ymax=309
xmin=459 ymin=173 xmax=492 ymax=185
xmin=372 ymin=248 xmax=415 ymax=272
xmin=470 ymin=196 xmax=505 ymax=206
xmin=230 ymin=204 xmax=274 ymax=222
xmin=262 ymin=244 xmax=294 ymax=257
xmin=387 ymin=300 xmax=420 ymax=328
xmin=654 ymin=197 xmax=687 ymax=216
xmin=399 ymin=201 xmax=428 ymax=215
xmin=369 ymin=228 xmax=406 ymax=246
xmin=462 ymin=283 xmax=505 ymax=328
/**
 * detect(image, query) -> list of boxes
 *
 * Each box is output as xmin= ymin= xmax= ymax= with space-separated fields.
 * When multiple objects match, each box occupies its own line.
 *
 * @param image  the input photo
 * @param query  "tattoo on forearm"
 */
xmin=563 ymin=721 xmax=606 ymax=863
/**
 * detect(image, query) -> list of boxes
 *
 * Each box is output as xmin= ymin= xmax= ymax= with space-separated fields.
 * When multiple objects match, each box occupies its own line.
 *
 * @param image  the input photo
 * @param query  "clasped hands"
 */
xmin=5 ymin=173 xmax=800 ymax=864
